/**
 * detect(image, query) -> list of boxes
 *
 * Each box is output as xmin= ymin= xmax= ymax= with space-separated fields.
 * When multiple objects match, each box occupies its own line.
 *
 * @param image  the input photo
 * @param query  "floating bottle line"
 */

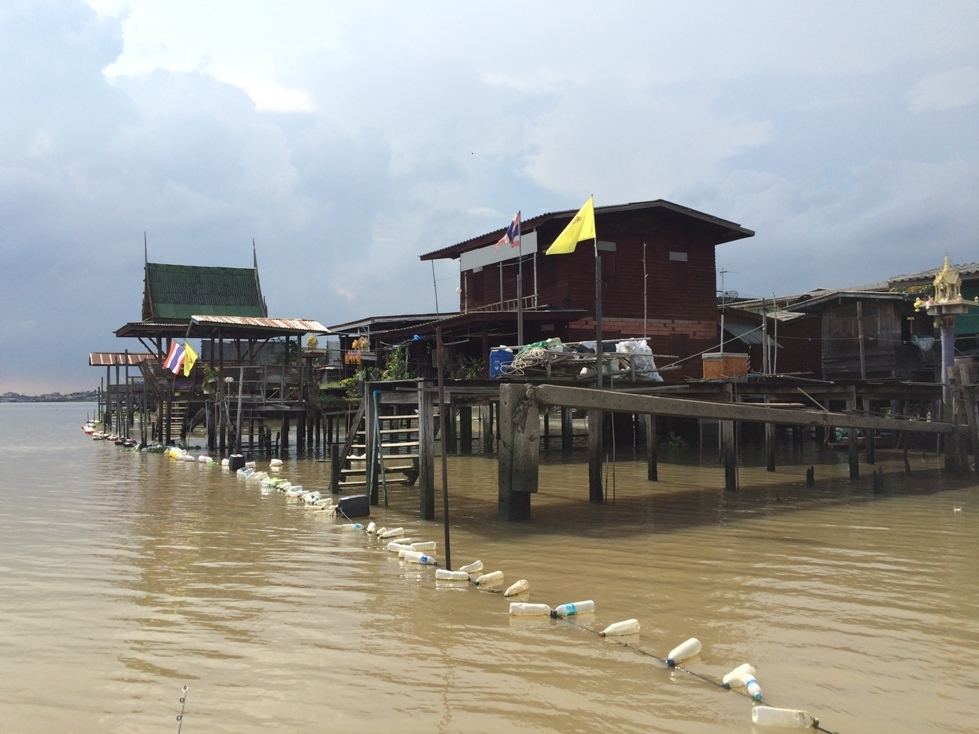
xmin=751 ymin=706 xmax=816 ymax=729
xmin=551 ymin=600 xmax=595 ymax=618
xmin=435 ymin=569 xmax=469 ymax=582
xmin=509 ymin=602 xmax=551 ymax=616
xmin=474 ymin=570 xmax=504 ymax=587
xmin=600 ymin=619 xmax=640 ymax=636
xmin=402 ymin=550 xmax=438 ymax=566
xmin=722 ymin=663 xmax=763 ymax=702
xmin=666 ymin=638 xmax=702 ymax=667
xmin=149 ymin=449 xmax=833 ymax=734
xmin=503 ymin=579 xmax=529 ymax=597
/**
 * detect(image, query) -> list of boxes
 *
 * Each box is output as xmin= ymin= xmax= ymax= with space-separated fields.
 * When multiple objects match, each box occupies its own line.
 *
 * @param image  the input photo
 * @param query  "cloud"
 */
xmin=907 ymin=66 xmax=979 ymax=112
xmin=2 ymin=1 xmax=979 ymax=391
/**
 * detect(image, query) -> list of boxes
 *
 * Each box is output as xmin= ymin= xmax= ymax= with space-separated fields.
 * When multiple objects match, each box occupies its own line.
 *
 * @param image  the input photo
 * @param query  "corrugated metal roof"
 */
xmin=113 ymin=320 xmax=188 ymax=338
xmin=89 ymin=352 xmax=156 ymax=367
xmin=189 ymin=315 xmax=329 ymax=333
xmin=327 ymin=312 xmax=455 ymax=333
xmin=888 ymin=261 xmax=979 ymax=286
xmin=419 ymin=199 xmax=754 ymax=261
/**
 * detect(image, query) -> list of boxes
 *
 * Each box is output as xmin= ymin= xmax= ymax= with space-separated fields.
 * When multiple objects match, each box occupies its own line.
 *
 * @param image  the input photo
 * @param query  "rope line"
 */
xmin=554 ymin=616 xmax=839 ymax=734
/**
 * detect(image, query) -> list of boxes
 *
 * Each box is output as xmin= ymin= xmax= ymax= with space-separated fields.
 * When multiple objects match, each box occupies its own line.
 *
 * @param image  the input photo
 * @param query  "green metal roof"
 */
xmin=144 ymin=263 xmax=267 ymax=320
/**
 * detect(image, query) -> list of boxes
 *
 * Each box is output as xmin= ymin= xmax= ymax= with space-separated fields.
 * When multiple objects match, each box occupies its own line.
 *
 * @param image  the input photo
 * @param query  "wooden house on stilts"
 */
xmin=112 ymin=246 xmax=329 ymax=454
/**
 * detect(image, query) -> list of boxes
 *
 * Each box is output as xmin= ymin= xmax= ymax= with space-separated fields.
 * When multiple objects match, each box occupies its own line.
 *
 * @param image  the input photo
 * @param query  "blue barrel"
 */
xmin=489 ymin=347 xmax=514 ymax=378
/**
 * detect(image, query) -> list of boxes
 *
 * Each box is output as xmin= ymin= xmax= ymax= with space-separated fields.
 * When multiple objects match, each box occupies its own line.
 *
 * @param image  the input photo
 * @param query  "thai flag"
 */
xmin=163 ymin=341 xmax=186 ymax=374
xmin=496 ymin=210 xmax=521 ymax=249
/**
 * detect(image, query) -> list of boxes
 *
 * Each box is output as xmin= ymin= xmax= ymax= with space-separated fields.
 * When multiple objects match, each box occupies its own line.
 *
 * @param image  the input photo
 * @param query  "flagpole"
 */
xmin=516 ymin=216 xmax=524 ymax=347
xmin=593 ymin=207 xmax=602 ymax=389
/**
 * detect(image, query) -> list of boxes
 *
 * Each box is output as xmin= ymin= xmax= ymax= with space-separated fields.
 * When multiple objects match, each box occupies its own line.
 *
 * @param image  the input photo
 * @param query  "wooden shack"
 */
xmin=410 ymin=199 xmax=755 ymax=379
xmin=737 ymin=290 xmax=931 ymax=380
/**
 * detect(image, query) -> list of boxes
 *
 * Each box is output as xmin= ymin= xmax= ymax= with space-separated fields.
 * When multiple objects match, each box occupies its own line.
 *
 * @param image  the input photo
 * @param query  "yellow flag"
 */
xmin=183 ymin=341 xmax=198 ymax=377
xmin=545 ymin=196 xmax=596 ymax=255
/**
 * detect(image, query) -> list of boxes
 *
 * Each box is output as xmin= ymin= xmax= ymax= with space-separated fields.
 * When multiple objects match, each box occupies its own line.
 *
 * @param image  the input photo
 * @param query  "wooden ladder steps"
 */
xmin=341 ymin=463 xmax=415 ymax=476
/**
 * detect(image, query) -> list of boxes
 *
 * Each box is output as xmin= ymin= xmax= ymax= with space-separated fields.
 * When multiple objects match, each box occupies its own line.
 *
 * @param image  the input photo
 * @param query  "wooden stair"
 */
xmin=333 ymin=399 xmax=420 ymax=498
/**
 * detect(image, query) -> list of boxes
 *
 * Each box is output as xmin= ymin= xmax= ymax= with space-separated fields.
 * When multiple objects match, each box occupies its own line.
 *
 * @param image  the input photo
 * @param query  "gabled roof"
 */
xmin=420 ymin=199 xmax=754 ymax=261
xmin=143 ymin=262 xmax=267 ymax=320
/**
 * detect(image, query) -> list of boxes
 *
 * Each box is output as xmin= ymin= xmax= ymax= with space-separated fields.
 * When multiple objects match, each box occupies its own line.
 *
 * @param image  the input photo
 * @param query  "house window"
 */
xmin=669 ymin=251 xmax=688 ymax=262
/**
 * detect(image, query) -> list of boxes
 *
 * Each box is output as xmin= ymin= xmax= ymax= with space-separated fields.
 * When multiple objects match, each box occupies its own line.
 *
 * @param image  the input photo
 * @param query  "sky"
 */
xmin=1 ymin=0 xmax=977 ymax=392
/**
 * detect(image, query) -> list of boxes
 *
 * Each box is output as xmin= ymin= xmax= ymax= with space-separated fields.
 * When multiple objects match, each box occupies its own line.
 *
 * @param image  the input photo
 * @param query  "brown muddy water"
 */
xmin=2 ymin=403 xmax=978 ymax=733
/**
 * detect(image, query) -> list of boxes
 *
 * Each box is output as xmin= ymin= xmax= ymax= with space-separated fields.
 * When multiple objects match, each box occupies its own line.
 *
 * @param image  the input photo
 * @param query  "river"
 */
xmin=1 ymin=403 xmax=977 ymax=733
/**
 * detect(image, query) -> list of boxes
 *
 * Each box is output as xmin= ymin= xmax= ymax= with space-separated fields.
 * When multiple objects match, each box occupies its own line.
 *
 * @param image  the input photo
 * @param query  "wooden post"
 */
xmin=721 ymin=418 xmax=737 ymax=491
xmin=587 ymin=409 xmax=604 ymax=503
xmin=498 ymin=383 xmax=537 ymax=520
xmin=280 ymin=413 xmax=289 ymax=457
xmin=297 ymin=411 xmax=306 ymax=456
xmin=418 ymin=380 xmax=435 ymax=519
xmin=722 ymin=384 xmax=737 ymax=491
xmin=856 ymin=300 xmax=866 ymax=380
xmin=480 ymin=404 xmax=493 ymax=454
xmin=765 ymin=421 xmax=776 ymax=472
xmin=645 ymin=413 xmax=658 ymax=481
xmin=365 ymin=387 xmax=378 ymax=505
xmin=330 ymin=442 xmax=342 ymax=494
xmin=561 ymin=407 xmax=573 ymax=453
xmin=114 ymin=365 xmax=121 ymax=434
xmin=847 ymin=390 xmax=859 ymax=480
xmin=956 ymin=363 xmax=979 ymax=476
xmin=445 ymin=399 xmax=457 ymax=454
xmin=459 ymin=405 xmax=473 ymax=455
xmin=543 ymin=408 xmax=551 ymax=452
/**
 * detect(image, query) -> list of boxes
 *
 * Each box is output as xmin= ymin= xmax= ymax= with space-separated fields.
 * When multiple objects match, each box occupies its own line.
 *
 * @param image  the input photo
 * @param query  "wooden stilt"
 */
xmin=847 ymin=390 xmax=859 ymax=480
xmin=498 ymin=383 xmax=537 ymax=520
xmin=645 ymin=413 xmax=658 ymax=481
xmin=721 ymin=418 xmax=737 ymax=491
xmin=561 ymin=407 xmax=573 ymax=453
xmin=459 ymin=405 xmax=472 ymax=455
xmin=765 ymin=422 xmax=776 ymax=472
xmin=445 ymin=399 xmax=457 ymax=455
xmin=587 ymin=409 xmax=604 ymax=503
xmin=480 ymin=405 xmax=493 ymax=454
xmin=418 ymin=381 xmax=435 ymax=520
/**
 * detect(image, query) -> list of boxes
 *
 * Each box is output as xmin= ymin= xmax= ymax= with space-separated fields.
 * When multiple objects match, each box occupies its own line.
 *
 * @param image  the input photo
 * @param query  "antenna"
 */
xmin=144 ymin=231 xmax=148 ymax=264
xmin=719 ymin=267 xmax=730 ymax=354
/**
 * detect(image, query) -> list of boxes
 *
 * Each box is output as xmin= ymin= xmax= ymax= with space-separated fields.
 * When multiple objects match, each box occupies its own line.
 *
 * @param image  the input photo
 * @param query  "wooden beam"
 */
xmin=531 ymin=384 xmax=952 ymax=434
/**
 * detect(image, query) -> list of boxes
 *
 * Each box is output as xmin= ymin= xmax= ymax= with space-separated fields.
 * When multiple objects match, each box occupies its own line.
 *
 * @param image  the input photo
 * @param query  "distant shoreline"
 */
xmin=1 ymin=392 xmax=97 ymax=404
